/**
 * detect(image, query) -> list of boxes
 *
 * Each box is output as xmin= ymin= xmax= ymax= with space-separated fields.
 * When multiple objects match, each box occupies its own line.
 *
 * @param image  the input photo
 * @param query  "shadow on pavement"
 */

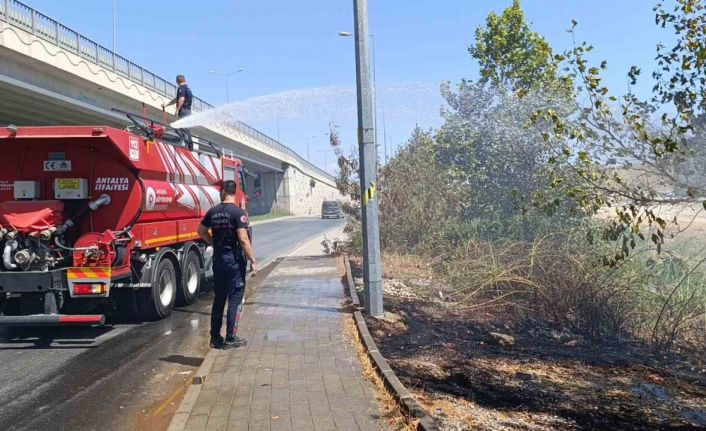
xmin=0 ymin=325 xmax=116 ymax=349
xmin=159 ymin=354 xmax=204 ymax=367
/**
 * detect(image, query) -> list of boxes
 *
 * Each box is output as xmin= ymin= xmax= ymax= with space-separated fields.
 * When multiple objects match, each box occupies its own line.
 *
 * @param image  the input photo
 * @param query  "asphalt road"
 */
xmin=0 ymin=216 xmax=346 ymax=431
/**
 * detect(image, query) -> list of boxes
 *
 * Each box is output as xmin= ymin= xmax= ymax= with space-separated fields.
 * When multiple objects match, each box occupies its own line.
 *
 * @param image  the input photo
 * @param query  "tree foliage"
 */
xmin=329 ymin=123 xmax=360 ymax=202
xmin=531 ymin=0 xmax=706 ymax=263
xmin=437 ymin=82 xmax=580 ymax=239
xmin=430 ymin=0 xmax=577 ymax=240
xmin=378 ymin=128 xmax=463 ymax=250
xmin=469 ymin=0 xmax=570 ymax=94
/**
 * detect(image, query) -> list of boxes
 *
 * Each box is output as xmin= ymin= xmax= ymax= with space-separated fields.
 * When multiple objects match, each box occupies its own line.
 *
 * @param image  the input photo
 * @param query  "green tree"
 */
xmin=469 ymin=0 xmax=569 ymax=93
xmin=531 ymin=0 xmax=706 ymax=261
xmin=433 ymin=0 xmax=577 ymax=240
xmin=379 ymin=128 xmax=463 ymax=250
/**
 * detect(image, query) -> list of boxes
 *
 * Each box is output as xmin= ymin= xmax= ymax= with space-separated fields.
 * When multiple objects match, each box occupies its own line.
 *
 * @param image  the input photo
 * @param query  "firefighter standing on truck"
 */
xmin=162 ymin=74 xmax=194 ymax=144
xmin=197 ymin=180 xmax=257 ymax=349
xmin=162 ymin=74 xmax=193 ymax=118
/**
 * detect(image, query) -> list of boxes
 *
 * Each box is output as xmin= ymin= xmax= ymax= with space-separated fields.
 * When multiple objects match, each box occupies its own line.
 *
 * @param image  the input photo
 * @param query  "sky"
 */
xmin=21 ymin=0 xmax=672 ymax=174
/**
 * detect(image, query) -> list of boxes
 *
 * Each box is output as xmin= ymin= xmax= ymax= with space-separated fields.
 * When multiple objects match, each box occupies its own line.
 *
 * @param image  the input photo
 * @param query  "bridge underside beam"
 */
xmin=0 ymin=73 xmax=126 ymax=126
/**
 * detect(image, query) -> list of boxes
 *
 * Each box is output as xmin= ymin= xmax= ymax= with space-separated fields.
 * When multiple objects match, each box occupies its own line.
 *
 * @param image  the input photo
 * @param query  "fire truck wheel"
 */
xmin=139 ymin=257 xmax=177 ymax=320
xmin=177 ymin=250 xmax=201 ymax=306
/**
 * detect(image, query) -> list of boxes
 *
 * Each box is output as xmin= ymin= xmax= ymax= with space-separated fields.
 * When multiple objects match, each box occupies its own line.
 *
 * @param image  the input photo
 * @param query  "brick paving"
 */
xmin=177 ymin=256 xmax=387 ymax=431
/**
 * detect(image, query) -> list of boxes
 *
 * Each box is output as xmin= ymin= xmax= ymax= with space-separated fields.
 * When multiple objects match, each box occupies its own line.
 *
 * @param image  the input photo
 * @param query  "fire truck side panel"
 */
xmin=0 ymin=126 xmax=246 ymax=324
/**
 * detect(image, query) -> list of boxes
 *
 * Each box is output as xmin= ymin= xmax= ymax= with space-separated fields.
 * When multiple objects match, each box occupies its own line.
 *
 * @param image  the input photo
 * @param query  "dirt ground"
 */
xmin=349 ymin=256 xmax=706 ymax=431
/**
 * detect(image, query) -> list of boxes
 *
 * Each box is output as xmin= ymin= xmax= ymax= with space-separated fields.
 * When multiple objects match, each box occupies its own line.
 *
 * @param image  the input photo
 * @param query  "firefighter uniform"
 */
xmin=201 ymin=202 xmax=249 ymax=343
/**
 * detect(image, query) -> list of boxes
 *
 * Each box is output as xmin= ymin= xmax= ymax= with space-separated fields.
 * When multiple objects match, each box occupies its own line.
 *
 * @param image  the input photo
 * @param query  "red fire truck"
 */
xmin=0 ymin=112 xmax=249 ymax=325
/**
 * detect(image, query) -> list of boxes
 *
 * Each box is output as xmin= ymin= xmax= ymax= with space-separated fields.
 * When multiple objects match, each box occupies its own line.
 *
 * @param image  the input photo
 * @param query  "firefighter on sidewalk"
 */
xmin=197 ymin=180 xmax=257 ymax=349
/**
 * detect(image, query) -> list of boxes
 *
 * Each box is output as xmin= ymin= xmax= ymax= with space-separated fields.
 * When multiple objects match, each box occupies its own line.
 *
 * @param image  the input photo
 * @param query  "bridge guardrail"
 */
xmin=0 ymin=0 xmax=334 ymax=182
xmin=0 ymin=0 xmax=190 ymax=109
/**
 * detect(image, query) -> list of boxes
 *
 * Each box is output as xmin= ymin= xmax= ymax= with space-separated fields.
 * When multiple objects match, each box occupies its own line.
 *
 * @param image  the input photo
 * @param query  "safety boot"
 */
xmin=223 ymin=334 xmax=247 ymax=349
xmin=210 ymin=336 xmax=224 ymax=349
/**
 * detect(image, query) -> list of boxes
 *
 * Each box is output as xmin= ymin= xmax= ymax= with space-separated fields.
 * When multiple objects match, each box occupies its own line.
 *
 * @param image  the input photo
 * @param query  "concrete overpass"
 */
xmin=0 ymin=0 xmax=341 ymax=216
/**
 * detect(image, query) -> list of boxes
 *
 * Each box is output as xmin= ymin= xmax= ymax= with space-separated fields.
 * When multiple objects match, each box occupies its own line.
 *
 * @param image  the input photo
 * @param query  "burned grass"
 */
xmin=349 ymin=255 xmax=706 ymax=431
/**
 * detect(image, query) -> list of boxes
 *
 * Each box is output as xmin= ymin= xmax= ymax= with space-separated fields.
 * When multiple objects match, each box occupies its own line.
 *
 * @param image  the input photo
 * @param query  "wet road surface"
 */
xmin=0 ymin=216 xmax=345 ymax=431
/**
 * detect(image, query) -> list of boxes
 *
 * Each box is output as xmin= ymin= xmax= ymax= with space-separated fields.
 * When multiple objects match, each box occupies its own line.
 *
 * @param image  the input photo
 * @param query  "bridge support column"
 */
xmin=275 ymin=165 xmax=293 ymax=214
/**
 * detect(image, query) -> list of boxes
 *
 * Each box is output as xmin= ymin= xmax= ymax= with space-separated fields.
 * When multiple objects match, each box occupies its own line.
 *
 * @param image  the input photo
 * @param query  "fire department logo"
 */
xmin=145 ymin=187 xmax=156 ymax=211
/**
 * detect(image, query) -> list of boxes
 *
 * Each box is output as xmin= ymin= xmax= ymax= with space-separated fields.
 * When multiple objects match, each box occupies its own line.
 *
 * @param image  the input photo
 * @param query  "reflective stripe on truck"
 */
xmin=67 ymin=267 xmax=112 ymax=298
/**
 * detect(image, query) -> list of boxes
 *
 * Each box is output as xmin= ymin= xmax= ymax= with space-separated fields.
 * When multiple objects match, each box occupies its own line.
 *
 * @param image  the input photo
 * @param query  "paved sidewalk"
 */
xmin=170 ymin=256 xmax=387 ymax=431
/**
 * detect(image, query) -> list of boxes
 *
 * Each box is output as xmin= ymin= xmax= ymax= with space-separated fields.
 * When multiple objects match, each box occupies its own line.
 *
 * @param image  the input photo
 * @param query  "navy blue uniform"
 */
xmin=176 ymin=84 xmax=193 ymax=118
xmin=201 ymin=203 xmax=249 ymax=339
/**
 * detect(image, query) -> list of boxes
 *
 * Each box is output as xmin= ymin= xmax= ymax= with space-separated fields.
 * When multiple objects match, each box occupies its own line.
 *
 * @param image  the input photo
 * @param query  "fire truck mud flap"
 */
xmin=0 ymin=314 xmax=105 ymax=326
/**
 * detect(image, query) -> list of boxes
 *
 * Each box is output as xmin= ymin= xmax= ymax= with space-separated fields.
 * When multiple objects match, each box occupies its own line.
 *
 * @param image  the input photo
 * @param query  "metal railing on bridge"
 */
xmin=0 ymin=0 xmax=209 ymax=111
xmin=0 ymin=0 xmax=335 ymax=182
xmin=227 ymin=121 xmax=335 ymax=181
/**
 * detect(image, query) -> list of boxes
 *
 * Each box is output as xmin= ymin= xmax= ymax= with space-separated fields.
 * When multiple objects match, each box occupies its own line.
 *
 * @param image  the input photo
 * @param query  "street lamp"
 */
xmin=301 ymin=135 xmax=317 ymax=161
xmin=340 ymin=31 xmax=378 ymax=165
xmin=318 ymin=148 xmax=334 ymax=172
xmin=209 ymin=69 xmax=245 ymax=103
xmin=347 ymin=0 xmax=384 ymax=316
xmin=112 ymin=0 xmax=116 ymax=53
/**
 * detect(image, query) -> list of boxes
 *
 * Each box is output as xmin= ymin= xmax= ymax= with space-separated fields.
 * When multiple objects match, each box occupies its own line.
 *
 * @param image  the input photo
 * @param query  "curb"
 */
xmin=343 ymin=254 xmax=440 ymax=431
xmin=166 ymin=257 xmax=282 ymax=431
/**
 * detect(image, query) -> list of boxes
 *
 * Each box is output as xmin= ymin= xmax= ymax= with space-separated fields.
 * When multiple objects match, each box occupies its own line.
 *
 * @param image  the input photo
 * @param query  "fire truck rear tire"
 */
xmin=139 ymin=257 xmax=177 ymax=320
xmin=176 ymin=250 xmax=201 ymax=306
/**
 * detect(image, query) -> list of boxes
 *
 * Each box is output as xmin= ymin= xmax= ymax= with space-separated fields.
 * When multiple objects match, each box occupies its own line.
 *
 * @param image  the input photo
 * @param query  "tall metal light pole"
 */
xmin=303 ymin=135 xmax=317 ymax=162
xmin=352 ymin=0 xmax=383 ymax=316
xmin=209 ymin=69 xmax=245 ymax=103
xmin=318 ymin=148 xmax=334 ymax=172
xmin=340 ymin=31 xmax=378 ymax=164
xmin=112 ymin=0 xmax=116 ymax=53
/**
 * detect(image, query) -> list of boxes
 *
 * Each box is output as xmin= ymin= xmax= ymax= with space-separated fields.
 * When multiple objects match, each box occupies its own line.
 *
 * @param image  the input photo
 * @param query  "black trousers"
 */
xmin=177 ymin=109 xmax=192 ymax=145
xmin=210 ymin=251 xmax=246 ymax=339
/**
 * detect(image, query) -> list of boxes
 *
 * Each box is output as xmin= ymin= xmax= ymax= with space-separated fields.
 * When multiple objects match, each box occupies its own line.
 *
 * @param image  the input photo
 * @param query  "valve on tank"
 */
xmin=14 ymin=249 xmax=35 ymax=267
xmin=39 ymin=227 xmax=57 ymax=242
xmin=72 ymin=230 xmax=118 ymax=267
xmin=0 ymin=229 xmax=60 ymax=271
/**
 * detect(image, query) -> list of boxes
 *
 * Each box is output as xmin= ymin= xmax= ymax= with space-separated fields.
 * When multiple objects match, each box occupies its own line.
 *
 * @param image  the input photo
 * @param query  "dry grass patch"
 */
xmin=342 ymin=313 xmax=419 ymax=431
